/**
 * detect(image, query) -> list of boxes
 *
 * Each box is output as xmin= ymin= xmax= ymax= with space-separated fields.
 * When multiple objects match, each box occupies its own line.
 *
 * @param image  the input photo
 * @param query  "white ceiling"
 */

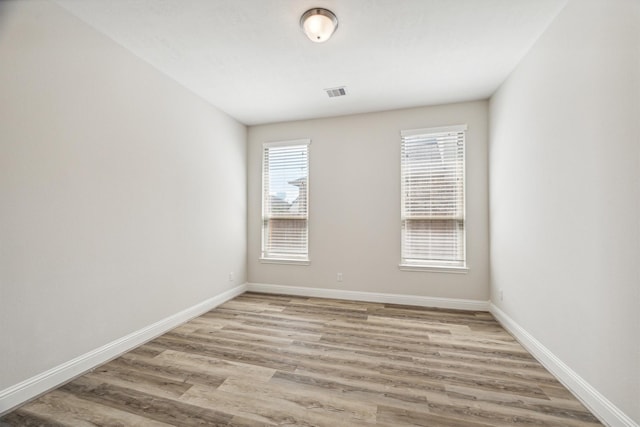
xmin=54 ymin=0 xmax=566 ymax=125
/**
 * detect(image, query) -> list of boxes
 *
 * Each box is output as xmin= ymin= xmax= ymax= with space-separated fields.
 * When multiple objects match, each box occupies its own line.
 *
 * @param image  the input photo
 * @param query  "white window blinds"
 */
xmin=400 ymin=125 xmax=466 ymax=268
xmin=262 ymin=140 xmax=310 ymax=261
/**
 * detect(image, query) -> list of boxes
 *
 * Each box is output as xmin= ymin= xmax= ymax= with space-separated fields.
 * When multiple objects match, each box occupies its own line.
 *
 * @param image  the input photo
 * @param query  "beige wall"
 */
xmin=248 ymin=101 xmax=489 ymax=300
xmin=489 ymin=0 xmax=640 ymax=422
xmin=0 ymin=0 xmax=246 ymax=390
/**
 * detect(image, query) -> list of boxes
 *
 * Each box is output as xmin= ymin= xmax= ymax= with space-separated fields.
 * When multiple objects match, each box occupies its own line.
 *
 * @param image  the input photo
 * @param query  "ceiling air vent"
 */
xmin=325 ymin=86 xmax=347 ymax=98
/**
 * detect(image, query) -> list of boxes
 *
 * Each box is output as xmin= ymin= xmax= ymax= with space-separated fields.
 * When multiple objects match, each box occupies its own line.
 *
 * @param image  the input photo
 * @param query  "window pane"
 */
xmin=402 ymin=219 xmax=463 ymax=264
xmin=262 ymin=141 xmax=309 ymax=260
xmin=400 ymin=128 xmax=465 ymax=267
xmin=263 ymin=218 xmax=308 ymax=257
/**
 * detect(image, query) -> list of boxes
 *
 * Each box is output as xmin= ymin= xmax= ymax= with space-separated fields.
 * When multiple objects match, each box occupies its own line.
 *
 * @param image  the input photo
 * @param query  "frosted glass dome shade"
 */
xmin=301 ymin=8 xmax=338 ymax=43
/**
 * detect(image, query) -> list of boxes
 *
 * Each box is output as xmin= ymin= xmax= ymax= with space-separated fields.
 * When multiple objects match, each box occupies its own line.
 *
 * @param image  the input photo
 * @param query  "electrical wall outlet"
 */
xmin=229 ymin=272 xmax=234 ymax=282
xmin=337 ymin=272 xmax=343 ymax=282
xmin=499 ymin=289 xmax=504 ymax=301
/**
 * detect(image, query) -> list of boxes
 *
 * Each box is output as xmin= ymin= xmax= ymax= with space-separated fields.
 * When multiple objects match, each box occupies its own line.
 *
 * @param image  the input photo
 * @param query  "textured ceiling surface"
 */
xmin=55 ymin=0 xmax=566 ymax=125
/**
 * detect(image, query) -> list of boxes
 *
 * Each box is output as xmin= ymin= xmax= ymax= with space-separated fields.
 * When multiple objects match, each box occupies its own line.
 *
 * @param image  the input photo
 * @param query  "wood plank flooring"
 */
xmin=1 ymin=292 xmax=602 ymax=426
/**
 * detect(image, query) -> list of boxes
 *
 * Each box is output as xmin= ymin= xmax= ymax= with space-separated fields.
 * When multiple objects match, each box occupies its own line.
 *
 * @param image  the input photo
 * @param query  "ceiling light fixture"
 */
xmin=300 ymin=8 xmax=338 ymax=43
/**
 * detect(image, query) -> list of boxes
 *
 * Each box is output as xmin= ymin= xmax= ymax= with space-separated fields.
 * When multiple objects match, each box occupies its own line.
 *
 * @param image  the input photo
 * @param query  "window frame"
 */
xmin=260 ymin=139 xmax=310 ymax=265
xmin=399 ymin=125 xmax=468 ymax=273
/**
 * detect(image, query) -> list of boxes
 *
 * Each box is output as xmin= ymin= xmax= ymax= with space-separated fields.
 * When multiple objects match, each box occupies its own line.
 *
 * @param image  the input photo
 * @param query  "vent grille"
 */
xmin=325 ymin=86 xmax=347 ymax=98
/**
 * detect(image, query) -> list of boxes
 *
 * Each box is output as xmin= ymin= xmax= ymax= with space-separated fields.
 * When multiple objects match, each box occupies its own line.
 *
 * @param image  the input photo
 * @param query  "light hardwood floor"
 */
xmin=1 ymin=292 xmax=602 ymax=426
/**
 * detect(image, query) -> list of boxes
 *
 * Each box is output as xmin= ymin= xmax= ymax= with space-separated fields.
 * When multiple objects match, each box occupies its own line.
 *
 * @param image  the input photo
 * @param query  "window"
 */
xmin=400 ymin=125 xmax=467 ymax=270
xmin=261 ymin=140 xmax=310 ymax=263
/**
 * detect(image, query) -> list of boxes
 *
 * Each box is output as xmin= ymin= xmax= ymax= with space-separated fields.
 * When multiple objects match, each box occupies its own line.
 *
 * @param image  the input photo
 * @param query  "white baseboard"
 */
xmin=246 ymin=283 xmax=489 ymax=311
xmin=490 ymin=304 xmax=638 ymax=427
xmin=0 ymin=283 xmax=247 ymax=416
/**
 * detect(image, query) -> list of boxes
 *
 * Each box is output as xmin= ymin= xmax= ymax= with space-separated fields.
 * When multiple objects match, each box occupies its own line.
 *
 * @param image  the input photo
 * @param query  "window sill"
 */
xmin=260 ymin=258 xmax=310 ymax=266
xmin=398 ymin=264 xmax=469 ymax=274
